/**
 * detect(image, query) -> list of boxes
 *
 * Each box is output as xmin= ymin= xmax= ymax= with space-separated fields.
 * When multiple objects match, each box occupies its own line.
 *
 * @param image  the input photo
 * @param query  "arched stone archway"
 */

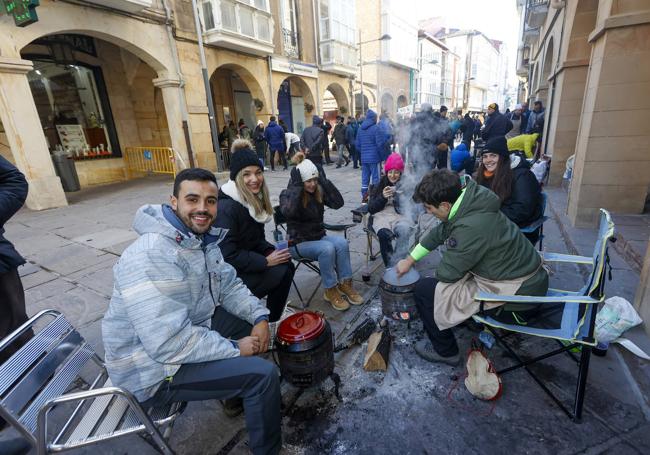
xmin=397 ymin=94 xmax=408 ymax=109
xmin=380 ymin=92 xmax=395 ymax=115
xmin=210 ymin=64 xmax=268 ymax=133
xmin=323 ymin=82 xmax=349 ymax=113
xmin=275 ymin=76 xmax=315 ymax=134
xmin=354 ymin=93 xmax=369 ymax=116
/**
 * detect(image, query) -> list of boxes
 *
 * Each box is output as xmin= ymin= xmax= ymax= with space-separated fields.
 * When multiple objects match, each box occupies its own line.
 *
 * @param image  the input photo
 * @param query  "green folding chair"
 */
xmin=473 ymin=209 xmax=616 ymax=422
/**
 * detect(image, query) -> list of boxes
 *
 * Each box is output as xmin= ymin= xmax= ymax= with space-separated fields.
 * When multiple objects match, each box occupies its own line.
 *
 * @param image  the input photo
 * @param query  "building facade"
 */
xmin=415 ymin=31 xmax=459 ymax=110
xmin=355 ymin=0 xmax=417 ymax=116
xmin=437 ymin=29 xmax=508 ymax=112
xmin=0 ymin=0 xmax=357 ymax=210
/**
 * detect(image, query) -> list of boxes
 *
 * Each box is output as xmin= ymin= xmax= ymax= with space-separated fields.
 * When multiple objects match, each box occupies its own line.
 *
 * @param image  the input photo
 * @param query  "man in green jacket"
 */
xmin=396 ymin=170 xmax=548 ymax=365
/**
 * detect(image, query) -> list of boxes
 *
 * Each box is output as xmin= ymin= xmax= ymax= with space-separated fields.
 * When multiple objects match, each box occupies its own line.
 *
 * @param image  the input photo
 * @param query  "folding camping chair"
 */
xmin=520 ymin=192 xmax=548 ymax=251
xmin=0 ymin=310 xmax=185 ymax=455
xmin=273 ymin=205 xmax=355 ymax=308
xmin=351 ymin=204 xmax=380 ymax=281
xmin=473 ymin=209 xmax=615 ymax=422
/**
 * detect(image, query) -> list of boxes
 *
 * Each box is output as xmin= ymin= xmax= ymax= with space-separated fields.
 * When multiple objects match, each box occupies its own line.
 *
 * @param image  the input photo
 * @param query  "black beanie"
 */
xmin=483 ymin=136 xmax=509 ymax=158
xmin=229 ymin=148 xmax=262 ymax=180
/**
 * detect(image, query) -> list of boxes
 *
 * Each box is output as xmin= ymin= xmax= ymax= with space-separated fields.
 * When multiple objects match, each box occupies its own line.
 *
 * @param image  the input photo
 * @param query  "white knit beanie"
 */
xmin=297 ymin=159 xmax=319 ymax=182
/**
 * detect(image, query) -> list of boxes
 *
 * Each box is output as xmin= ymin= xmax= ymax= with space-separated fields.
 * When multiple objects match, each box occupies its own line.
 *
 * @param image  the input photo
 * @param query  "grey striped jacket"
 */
xmin=101 ymin=204 xmax=269 ymax=401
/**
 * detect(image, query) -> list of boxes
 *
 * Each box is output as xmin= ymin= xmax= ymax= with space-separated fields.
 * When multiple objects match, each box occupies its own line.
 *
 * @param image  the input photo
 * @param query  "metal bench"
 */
xmin=0 ymin=309 xmax=185 ymax=454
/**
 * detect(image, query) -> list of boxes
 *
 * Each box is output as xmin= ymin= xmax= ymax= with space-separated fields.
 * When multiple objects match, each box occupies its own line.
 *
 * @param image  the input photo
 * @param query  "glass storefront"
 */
xmin=26 ymin=60 xmax=120 ymax=160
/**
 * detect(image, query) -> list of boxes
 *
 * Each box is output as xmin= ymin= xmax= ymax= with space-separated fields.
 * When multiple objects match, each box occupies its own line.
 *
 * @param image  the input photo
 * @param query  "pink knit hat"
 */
xmin=384 ymin=153 xmax=404 ymax=172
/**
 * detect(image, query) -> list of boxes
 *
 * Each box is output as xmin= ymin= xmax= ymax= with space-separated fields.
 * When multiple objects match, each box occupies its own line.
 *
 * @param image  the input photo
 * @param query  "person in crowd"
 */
xmin=355 ymin=109 xmax=382 ymax=200
xmin=377 ymin=112 xmax=394 ymax=162
xmin=433 ymin=111 xmax=453 ymax=168
xmin=278 ymin=118 xmax=289 ymax=133
xmin=526 ymin=101 xmax=545 ymax=134
xmin=279 ymin=153 xmax=363 ymax=311
xmin=264 ymin=116 xmax=287 ymax=171
xmin=408 ymin=103 xmax=438 ymax=170
xmin=475 ymin=136 xmax=543 ymax=243
xmin=0 ymin=156 xmax=31 ymax=366
xmin=300 ymin=115 xmax=326 ymax=177
xmin=322 ymin=117 xmax=334 ymax=165
xmin=460 ymin=112 xmax=474 ymax=148
xmin=285 ymin=130 xmax=301 ymax=161
xmin=333 ymin=116 xmax=350 ymax=168
xmin=507 ymin=131 xmax=540 ymax=159
xmin=102 ymin=168 xmax=281 ymax=454
xmin=473 ymin=115 xmax=482 ymax=141
xmin=368 ymin=153 xmax=414 ymax=267
xmin=396 ymin=169 xmax=548 ymax=365
xmin=252 ymin=120 xmax=267 ymax=168
xmin=506 ymin=104 xmax=525 ymax=139
xmin=481 ymin=103 xmax=513 ymax=141
xmin=238 ymin=119 xmax=251 ymax=141
xmin=214 ymin=145 xmax=295 ymax=323
xmin=227 ymin=121 xmax=238 ymax=151
xmin=450 ymin=142 xmax=474 ymax=175
xmin=346 ymin=116 xmax=360 ymax=169
xmin=449 ymin=110 xmax=463 ymax=143
xmin=521 ymin=102 xmax=531 ymax=133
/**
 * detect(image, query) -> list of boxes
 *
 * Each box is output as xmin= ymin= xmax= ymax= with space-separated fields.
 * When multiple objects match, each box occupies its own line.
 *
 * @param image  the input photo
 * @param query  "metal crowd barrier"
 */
xmin=124 ymin=147 xmax=176 ymax=178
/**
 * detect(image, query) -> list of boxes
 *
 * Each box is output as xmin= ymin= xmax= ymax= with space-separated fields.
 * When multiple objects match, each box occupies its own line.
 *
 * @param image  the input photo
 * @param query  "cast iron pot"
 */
xmin=275 ymin=311 xmax=335 ymax=387
xmin=379 ymin=267 xmax=421 ymax=321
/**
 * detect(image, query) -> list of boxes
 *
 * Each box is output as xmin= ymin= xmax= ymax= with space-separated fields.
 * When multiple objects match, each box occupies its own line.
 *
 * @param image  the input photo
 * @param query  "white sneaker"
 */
xmin=268 ymin=305 xmax=296 ymax=350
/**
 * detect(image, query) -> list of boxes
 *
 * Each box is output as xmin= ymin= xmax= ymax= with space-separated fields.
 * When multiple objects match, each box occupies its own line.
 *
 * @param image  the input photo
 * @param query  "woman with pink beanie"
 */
xmin=367 ymin=153 xmax=415 ymax=266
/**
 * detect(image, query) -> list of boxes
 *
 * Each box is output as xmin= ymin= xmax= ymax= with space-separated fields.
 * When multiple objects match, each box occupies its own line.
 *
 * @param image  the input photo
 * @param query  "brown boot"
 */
xmin=338 ymin=279 xmax=364 ymax=305
xmin=324 ymin=287 xmax=350 ymax=311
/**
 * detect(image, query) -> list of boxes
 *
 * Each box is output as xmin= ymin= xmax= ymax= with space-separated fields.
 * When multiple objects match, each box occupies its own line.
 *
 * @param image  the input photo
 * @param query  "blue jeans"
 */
xmin=290 ymin=235 xmax=352 ymax=289
xmin=361 ymin=162 xmax=380 ymax=198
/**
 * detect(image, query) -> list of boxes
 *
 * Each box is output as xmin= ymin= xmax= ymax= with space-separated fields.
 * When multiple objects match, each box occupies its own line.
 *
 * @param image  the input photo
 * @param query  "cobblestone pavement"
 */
xmin=2 ymin=162 xmax=650 ymax=454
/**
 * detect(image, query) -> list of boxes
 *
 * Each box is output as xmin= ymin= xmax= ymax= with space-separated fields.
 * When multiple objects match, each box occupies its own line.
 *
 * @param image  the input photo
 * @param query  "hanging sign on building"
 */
xmin=1 ymin=0 xmax=40 ymax=27
xmin=271 ymin=57 xmax=319 ymax=79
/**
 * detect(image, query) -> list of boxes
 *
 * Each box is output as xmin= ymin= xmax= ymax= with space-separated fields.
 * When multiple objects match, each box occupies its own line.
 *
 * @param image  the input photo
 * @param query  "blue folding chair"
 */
xmin=520 ymin=192 xmax=548 ymax=251
xmin=473 ymin=209 xmax=615 ymax=422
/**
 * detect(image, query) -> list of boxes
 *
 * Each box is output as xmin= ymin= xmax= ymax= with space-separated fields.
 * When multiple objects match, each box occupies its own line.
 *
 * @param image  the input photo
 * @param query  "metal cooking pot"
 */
xmin=379 ymin=267 xmax=421 ymax=320
xmin=275 ymin=311 xmax=335 ymax=387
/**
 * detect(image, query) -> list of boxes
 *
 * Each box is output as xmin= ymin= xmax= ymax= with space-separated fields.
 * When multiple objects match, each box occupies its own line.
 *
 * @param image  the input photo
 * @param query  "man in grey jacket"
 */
xmin=102 ymin=168 xmax=280 ymax=455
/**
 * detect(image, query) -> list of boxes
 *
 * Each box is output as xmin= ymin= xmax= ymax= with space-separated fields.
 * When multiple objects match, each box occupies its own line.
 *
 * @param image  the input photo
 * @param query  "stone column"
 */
xmin=568 ymin=21 xmax=650 ymax=226
xmin=635 ymin=238 xmax=650 ymax=336
xmin=0 ymin=57 xmax=67 ymax=210
xmin=546 ymin=63 xmax=589 ymax=186
xmin=152 ymin=75 xmax=191 ymax=171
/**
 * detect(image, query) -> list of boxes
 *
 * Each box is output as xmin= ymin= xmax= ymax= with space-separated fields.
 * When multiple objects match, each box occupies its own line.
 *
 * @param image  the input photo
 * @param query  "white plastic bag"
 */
xmin=531 ymin=160 xmax=548 ymax=183
xmin=595 ymin=296 xmax=642 ymax=343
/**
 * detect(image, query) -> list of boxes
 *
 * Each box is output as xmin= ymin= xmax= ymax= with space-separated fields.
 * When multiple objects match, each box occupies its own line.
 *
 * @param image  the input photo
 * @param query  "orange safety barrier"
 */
xmin=124 ymin=147 xmax=176 ymax=178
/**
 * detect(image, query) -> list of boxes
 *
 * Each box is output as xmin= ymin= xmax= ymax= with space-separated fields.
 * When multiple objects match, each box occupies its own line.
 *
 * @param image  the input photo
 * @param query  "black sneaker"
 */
xmin=221 ymin=397 xmax=244 ymax=417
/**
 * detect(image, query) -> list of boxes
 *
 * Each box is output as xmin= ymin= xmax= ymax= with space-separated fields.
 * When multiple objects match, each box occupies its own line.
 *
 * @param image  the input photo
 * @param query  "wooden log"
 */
xmin=363 ymin=325 xmax=391 ymax=371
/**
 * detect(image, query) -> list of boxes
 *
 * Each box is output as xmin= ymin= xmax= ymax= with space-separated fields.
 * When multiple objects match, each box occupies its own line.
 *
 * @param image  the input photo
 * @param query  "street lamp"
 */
xmin=356 ymin=32 xmax=391 ymax=114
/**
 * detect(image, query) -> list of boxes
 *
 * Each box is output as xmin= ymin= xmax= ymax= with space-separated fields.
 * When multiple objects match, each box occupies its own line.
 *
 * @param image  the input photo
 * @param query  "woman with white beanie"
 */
xmin=279 ymin=153 xmax=363 ymax=311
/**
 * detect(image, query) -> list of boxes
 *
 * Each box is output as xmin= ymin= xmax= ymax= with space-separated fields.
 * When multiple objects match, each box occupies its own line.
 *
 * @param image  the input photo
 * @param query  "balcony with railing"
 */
xmin=516 ymin=45 xmax=531 ymax=77
xmin=282 ymin=28 xmax=300 ymax=59
xmin=318 ymin=1 xmax=357 ymax=76
xmin=523 ymin=24 xmax=540 ymax=45
xmin=525 ymin=0 xmax=549 ymax=29
xmin=200 ymin=0 xmax=274 ymax=56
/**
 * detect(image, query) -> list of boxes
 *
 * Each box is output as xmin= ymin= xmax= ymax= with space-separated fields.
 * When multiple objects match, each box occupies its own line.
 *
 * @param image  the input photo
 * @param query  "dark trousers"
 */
xmin=145 ymin=307 xmax=281 ymax=455
xmin=270 ymin=148 xmax=287 ymax=171
xmin=436 ymin=149 xmax=448 ymax=169
xmin=348 ymin=144 xmax=359 ymax=168
xmin=240 ymin=263 xmax=295 ymax=321
xmin=377 ymin=228 xmax=394 ymax=267
xmin=0 ymin=268 xmax=32 ymax=365
xmin=414 ymin=277 xmax=460 ymax=357
xmin=323 ymin=142 xmax=333 ymax=164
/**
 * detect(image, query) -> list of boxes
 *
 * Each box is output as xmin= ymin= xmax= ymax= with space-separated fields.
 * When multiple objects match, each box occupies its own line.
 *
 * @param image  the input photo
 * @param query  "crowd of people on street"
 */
xmin=1 ymin=97 xmax=550 ymax=454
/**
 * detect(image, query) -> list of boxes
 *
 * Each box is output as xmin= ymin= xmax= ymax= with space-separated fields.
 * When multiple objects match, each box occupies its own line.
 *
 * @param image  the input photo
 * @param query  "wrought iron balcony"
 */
xmin=200 ymin=0 xmax=274 ymax=56
xmin=282 ymin=28 xmax=300 ymax=59
xmin=525 ymin=0 xmax=549 ymax=29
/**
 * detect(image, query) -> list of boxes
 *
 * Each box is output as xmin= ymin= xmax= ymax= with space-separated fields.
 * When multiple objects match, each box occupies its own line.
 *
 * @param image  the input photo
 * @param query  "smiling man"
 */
xmin=102 ymin=168 xmax=281 ymax=455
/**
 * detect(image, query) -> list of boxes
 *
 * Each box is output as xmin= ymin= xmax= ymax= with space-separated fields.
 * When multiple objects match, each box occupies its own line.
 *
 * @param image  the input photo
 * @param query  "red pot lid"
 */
xmin=277 ymin=311 xmax=326 ymax=343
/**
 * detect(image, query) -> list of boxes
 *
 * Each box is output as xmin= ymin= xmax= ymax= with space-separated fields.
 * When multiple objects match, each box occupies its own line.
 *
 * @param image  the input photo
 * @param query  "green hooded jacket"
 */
xmin=416 ymin=179 xmax=547 ymax=296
